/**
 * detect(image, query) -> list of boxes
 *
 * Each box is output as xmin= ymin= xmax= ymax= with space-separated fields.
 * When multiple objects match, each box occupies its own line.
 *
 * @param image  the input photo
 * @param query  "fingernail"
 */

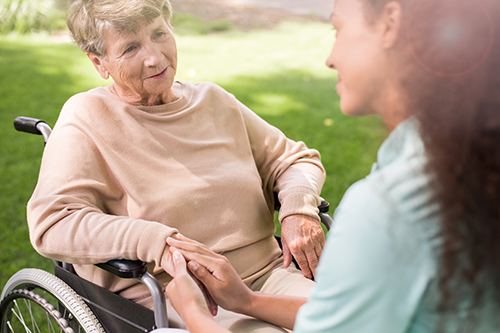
xmin=173 ymin=251 xmax=182 ymax=260
xmin=188 ymin=261 xmax=198 ymax=271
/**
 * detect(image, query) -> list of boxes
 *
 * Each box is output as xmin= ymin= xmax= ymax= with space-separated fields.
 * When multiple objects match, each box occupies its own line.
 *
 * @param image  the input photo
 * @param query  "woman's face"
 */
xmin=89 ymin=16 xmax=178 ymax=106
xmin=326 ymin=0 xmax=389 ymax=117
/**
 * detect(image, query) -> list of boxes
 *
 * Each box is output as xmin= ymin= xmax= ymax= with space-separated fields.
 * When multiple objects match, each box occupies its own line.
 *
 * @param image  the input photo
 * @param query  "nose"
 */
xmin=325 ymin=48 xmax=336 ymax=70
xmin=143 ymin=43 xmax=163 ymax=67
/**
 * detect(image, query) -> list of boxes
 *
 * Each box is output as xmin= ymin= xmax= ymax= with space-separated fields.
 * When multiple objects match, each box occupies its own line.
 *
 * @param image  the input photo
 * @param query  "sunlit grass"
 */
xmin=0 ymin=21 xmax=386 ymax=289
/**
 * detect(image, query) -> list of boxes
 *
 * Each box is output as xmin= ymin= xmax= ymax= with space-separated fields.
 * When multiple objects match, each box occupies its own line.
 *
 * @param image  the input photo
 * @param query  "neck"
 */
xmin=376 ymin=82 xmax=409 ymax=132
xmin=110 ymin=83 xmax=181 ymax=106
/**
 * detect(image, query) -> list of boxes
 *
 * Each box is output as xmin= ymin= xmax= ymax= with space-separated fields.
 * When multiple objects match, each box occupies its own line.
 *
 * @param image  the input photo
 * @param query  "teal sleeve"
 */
xmin=294 ymin=180 xmax=433 ymax=333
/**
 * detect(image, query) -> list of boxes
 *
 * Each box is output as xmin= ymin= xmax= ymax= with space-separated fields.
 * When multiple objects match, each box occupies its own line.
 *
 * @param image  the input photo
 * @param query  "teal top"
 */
xmin=294 ymin=119 xmax=499 ymax=332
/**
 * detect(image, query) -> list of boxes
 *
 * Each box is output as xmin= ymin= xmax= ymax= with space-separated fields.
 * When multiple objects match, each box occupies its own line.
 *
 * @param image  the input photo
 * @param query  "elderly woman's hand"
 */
xmin=280 ymin=214 xmax=325 ymax=279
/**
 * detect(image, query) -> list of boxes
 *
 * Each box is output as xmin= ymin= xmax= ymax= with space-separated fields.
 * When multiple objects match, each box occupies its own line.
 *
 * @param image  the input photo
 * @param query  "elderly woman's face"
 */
xmin=88 ymin=16 xmax=177 ymax=106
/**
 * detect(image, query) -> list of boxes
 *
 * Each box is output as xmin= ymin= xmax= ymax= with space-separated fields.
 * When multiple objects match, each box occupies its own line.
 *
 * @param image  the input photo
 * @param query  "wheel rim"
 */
xmin=1 ymin=288 xmax=77 ymax=333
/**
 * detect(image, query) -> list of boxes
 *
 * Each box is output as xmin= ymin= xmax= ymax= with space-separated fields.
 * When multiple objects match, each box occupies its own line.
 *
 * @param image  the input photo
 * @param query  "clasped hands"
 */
xmin=161 ymin=234 xmax=253 ymax=323
xmin=160 ymin=214 xmax=325 ymax=321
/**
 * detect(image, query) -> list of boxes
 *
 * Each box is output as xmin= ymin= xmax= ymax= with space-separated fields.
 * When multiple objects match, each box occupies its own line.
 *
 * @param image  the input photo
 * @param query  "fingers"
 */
xmin=170 ymin=249 xmax=219 ymax=316
xmin=291 ymin=248 xmax=313 ymax=279
xmin=188 ymin=260 xmax=219 ymax=289
xmin=280 ymin=214 xmax=326 ymax=279
xmin=167 ymin=235 xmax=215 ymax=257
xmin=188 ymin=267 xmax=218 ymax=316
xmin=161 ymin=248 xmax=175 ymax=277
xmin=170 ymin=246 xmax=227 ymax=281
xmin=171 ymin=250 xmax=187 ymax=277
xmin=282 ymin=241 xmax=292 ymax=268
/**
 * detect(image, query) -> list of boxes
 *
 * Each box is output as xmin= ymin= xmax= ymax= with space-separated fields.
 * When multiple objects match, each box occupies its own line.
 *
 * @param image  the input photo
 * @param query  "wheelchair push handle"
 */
xmin=14 ymin=116 xmax=46 ymax=134
xmin=14 ymin=116 xmax=52 ymax=144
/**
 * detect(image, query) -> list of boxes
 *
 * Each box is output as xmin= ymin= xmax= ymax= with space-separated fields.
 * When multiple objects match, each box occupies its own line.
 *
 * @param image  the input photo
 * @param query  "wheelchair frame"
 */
xmin=1 ymin=116 xmax=333 ymax=333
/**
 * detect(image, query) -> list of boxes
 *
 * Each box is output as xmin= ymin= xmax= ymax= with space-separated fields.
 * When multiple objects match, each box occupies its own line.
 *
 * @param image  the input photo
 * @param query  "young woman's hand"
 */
xmin=167 ymin=234 xmax=254 ymax=314
xmin=165 ymin=250 xmax=229 ymax=333
xmin=162 ymin=236 xmax=218 ymax=316
xmin=164 ymin=250 xmax=210 ymax=318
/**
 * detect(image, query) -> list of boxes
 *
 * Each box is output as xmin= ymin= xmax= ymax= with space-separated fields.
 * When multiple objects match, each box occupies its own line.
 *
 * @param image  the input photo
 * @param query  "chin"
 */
xmin=340 ymin=97 xmax=375 ymax=118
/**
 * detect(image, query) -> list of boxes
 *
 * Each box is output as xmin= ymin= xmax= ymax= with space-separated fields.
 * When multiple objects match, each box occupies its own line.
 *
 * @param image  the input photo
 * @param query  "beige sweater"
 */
xmin=27 ymin=81 xmax=325 ymax=295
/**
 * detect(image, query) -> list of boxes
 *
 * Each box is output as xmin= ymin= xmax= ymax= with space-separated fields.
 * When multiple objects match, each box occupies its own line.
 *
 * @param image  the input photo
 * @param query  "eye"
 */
xmin=124 ymin=45 xmax=136 ymax=54
xmin=154 ymin=31 xmax=167 ymax=40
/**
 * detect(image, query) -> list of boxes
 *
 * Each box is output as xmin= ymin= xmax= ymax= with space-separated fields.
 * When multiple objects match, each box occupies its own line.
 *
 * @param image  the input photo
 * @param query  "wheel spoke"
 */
xmin=10 ymin=299 xmax=33 ymax=333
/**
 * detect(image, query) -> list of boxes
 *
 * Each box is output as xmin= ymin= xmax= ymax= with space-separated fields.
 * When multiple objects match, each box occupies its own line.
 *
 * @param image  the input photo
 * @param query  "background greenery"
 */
xmin=0 ymin=12 xmax=386 ymax=290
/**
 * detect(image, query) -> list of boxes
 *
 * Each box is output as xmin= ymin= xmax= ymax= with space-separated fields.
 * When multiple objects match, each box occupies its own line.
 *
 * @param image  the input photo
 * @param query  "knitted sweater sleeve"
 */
xmin=27 ymin=96 xmax=177 ymax=267
xmin=237 ymin=101 xmax=326 ymax=222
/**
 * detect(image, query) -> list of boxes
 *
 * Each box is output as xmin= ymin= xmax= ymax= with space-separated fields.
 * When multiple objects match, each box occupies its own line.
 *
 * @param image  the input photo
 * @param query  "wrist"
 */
xmin=237 ymin=290 xmax=263 ymax=317
xmin=182 ymin=304 xmax=213 ymax=329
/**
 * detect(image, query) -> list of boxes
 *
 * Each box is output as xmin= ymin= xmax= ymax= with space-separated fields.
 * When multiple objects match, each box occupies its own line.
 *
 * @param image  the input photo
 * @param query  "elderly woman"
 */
xmin=163 ymin=0 xmax=500 ymax=332
xmin=26 ymin=0 xmax=326 ymax=331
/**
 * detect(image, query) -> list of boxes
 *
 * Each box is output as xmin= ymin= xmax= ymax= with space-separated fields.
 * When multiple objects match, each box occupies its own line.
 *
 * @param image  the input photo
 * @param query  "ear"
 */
xmin=86 ymin=52 xmax=110 ymax=80
xmin=379 ymin=1 xmax=403 ymax=49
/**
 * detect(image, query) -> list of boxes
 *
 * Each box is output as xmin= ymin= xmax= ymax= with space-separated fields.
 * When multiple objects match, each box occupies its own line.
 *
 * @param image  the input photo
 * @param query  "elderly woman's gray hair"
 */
xmin=67 ymin=0 xmax=173 ymax=57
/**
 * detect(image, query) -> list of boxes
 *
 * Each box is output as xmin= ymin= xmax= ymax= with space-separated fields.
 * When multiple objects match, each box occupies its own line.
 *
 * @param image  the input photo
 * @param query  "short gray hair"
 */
xmin=67 ymin=0 xmax=173 ymax=57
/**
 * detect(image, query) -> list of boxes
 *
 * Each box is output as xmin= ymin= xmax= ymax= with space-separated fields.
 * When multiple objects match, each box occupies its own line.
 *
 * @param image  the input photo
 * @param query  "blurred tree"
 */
xmin=0 ymin=0 xmax=66 ymax=34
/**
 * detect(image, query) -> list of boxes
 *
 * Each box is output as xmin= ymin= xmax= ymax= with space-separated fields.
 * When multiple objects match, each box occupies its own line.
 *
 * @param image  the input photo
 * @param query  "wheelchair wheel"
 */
xmin=0 ymin=269 xmax=105 ymax=333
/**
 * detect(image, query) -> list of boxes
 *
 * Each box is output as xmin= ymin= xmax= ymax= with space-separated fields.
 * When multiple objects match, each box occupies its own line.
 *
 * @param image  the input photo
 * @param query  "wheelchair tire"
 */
xmin=0 ymin=268 xmax=105 ymax=333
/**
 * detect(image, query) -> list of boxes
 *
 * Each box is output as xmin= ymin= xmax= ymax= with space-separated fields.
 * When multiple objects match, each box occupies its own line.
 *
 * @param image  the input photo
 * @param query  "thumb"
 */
xmin=282 ymin=240 xmax=292 ymax=268
xmin=188 ymin=260 xmax=211 ymax=282
xmin=171 ymin=250 xmax=187 ymax=277
xmin=187 ymin=260 xmax=220 ymax=291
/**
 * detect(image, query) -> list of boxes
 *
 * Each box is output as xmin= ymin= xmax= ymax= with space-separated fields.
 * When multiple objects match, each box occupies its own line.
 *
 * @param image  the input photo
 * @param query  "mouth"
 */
xmin=148 ymin=66 xmax=169 ymax=79
xmin=336 ymin=74 xmax=342 ymax=95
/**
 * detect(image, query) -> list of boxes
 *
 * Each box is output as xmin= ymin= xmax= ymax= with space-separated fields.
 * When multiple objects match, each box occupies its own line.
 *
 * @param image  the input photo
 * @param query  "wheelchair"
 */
xmin=1 ymin=116 xmax=334 ymax=333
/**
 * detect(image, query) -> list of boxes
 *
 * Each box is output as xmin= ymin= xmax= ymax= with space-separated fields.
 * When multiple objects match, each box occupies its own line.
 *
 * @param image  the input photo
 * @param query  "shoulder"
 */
xmin=56 ymin=86 xmax=132 ymax=133
xmin=62 ymin=87 xmax=112 ymax=112
xmin=187 ymin=81 xmax=236 ymax=102
xmin=181 ymin=81 xmax=248 ymax=120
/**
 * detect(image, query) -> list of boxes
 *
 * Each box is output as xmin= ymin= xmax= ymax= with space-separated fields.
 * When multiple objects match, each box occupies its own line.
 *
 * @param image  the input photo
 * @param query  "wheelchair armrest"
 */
xmin=96 ymin=259 xmax=148 ymax=279
xmin=95 ymin=259 xmax=169 ymax=328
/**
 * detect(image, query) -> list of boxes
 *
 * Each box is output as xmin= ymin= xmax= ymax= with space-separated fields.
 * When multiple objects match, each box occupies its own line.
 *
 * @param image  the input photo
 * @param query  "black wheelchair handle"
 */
xmin=14 ymin=116 xmax=46 ymax=135
xmin=319 ymin=199 xmax=329 ymax=213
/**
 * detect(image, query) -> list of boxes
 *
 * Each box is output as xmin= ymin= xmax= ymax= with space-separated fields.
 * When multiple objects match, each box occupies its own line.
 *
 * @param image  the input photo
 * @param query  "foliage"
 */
xmin=171 ymin=12 xmax=233 ymax=35
xmin=0 ymin=0 xmax=66 ymax=34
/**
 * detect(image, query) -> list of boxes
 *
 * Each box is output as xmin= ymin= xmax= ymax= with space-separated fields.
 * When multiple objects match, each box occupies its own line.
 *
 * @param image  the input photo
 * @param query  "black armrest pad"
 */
xmin=96 ymin=259 xmax=148 ymax=279
xmin=319 ymin=199 xmax=329 ymax=213
xmin=273 ymin=192 xmax=330 ymax=213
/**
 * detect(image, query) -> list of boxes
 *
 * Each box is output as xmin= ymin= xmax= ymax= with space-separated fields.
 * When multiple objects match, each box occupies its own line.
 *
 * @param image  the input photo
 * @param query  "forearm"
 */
xmin=28 ymin=199 xmax=177 ymax=265
xmin=184 ymin=308 xmax=231 ymax=333
xmin=240 ymin=292 xmax=307 ymax=330
xmin=276 ymin=162 xmax=326 ymax=222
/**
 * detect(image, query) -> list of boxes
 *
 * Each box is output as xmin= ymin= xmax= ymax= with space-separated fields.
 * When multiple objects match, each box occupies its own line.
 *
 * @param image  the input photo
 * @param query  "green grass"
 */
xmin=0 ymin=21 xmax=386 ymax=290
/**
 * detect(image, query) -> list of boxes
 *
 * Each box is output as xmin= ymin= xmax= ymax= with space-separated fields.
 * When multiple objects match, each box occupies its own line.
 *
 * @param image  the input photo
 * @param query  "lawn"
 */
xmin=0 ymin=21 xmax=386 ymax=289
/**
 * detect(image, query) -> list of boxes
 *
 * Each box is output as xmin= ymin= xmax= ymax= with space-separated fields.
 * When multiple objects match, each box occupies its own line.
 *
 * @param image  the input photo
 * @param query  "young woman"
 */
xmin=164 ymin=0 xmax=500 ymax=331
